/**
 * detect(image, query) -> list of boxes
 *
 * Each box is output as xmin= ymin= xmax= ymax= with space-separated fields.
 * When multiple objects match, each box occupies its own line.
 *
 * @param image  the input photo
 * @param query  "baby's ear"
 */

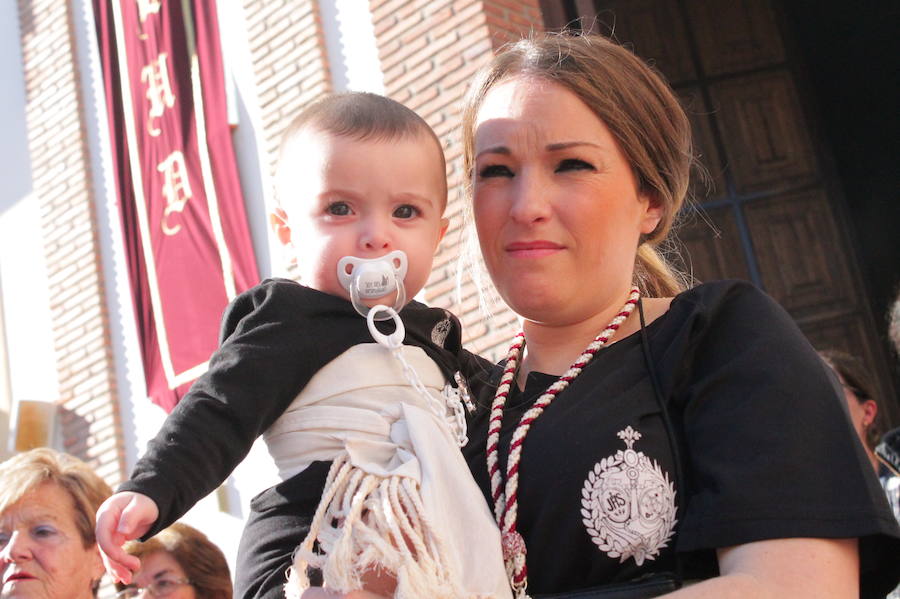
xmin=269 ymin=207 xmax=293 ymax=246
xmin=437 ymin=217 xmax=450 ymax=244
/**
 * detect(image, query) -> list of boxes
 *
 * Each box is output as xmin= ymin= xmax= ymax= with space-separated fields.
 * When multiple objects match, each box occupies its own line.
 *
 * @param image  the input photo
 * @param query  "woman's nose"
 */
xmin=508 ymin=172 xmax=551 ymax=224
xmin=0 ymin=531 xmax=30 ymax=562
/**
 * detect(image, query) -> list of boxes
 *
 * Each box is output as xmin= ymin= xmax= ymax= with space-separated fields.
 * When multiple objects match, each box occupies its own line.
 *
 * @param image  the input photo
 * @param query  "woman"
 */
xmin=458 ymin=33 xmax=900 ymax=598
xmin=0 ymin=447 xmax=111 ymax=599
xmin=113 ymin=522 xmax=232 ymax=599
xmin=820 ymin=350 xmax=884 ymax=472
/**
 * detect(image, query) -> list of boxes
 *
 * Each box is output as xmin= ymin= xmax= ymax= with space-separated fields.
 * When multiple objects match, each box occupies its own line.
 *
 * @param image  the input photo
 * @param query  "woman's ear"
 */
xmin=269 ymin=207 xmax=293 ymax=247
xmin=639 ymin=192 xmax=664 ymax=236
xmin=861 ymin=399 xmax=878 ymax=428
xmin=90 ymin=544 xmax=106 ymax=584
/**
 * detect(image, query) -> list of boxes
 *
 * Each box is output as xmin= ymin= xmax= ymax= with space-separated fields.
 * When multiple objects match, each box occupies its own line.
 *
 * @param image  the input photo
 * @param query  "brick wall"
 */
xmin=369 ymin=0 xmax=544 ymax=360
xmin=240 ymin=0 xmax=332 ymax=180
xmin=16 ymin=0 xmax=124 ymax=485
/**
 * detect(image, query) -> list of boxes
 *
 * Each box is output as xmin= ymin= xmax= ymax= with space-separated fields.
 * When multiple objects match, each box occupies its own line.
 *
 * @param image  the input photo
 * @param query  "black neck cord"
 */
xmin=638 ymin=296 xmax=685 ymax=583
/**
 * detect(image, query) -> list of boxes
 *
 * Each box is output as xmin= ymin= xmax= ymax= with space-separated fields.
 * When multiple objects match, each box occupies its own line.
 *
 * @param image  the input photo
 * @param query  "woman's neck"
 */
xmin=516 ymin=295 xmax=673 ymax=388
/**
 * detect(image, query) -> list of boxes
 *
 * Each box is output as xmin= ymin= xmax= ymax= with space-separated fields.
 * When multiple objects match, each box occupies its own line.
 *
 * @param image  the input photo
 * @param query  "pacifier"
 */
xmin=337 ymin=250 xmax=408 ymax=319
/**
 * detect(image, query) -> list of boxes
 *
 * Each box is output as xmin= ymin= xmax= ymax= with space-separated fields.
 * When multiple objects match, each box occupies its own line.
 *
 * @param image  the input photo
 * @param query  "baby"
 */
xmin=96 ymin=92 xmax=510 ymax=599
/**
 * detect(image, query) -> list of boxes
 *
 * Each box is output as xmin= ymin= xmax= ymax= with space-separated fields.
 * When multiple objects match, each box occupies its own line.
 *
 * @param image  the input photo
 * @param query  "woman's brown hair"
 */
xmin=461 ymin=33 xmax=694 ymax=297
xmin=119 ymin=522 xmax=233 ymax=599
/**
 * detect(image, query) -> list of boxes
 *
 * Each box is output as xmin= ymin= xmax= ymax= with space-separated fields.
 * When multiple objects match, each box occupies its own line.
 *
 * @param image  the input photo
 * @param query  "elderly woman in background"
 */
xmin=114 ymin=522 xmax=232 ymax=599
xmin=0 ymin=447 xmax=111 ymax=599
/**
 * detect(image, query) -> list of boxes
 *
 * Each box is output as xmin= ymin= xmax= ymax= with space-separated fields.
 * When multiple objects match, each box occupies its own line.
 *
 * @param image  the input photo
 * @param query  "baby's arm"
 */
xmin=95 ymin=491 xmax=159 ymax=583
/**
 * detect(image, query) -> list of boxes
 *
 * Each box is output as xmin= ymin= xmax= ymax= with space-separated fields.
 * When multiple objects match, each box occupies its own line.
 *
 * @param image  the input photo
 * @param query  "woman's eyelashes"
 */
xmin=478 ymin=164 xmax=514 ymax=179
xmin=477 ymin=158 xmax=595 ymax=179
xmin=555 ymin=158 xmax=594 ymax=172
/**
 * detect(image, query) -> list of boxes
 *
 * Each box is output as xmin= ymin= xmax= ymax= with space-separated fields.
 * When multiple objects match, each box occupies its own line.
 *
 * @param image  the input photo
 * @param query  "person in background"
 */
xmin=820 ymin=350 xmax=884 ymax=471
xmin=820 ymin=349 xmax=900 ymax=599
xmin=0 ymin=447 xmax=111 ymax=599
xmin=114 ymin=522 xmax=232 ymax=599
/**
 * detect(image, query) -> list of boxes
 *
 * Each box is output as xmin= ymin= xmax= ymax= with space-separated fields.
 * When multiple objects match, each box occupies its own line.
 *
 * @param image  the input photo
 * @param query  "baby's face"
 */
xmin=277 ymin=128 xmax=448 ymax=304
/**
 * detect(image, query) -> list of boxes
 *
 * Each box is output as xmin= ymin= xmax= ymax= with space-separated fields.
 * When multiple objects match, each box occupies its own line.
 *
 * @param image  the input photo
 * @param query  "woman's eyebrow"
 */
xmin=474 ymin=145 xmax=510 ymax=159
xmin=546 ymin=141 xmax=600 ymax=151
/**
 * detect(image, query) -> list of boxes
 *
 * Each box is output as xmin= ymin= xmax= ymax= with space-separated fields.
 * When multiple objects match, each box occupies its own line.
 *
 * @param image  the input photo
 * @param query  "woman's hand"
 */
xmin=94 ymin=491 xmax=159 ymax=584
xmin=663 ymin=537 xmax=859 ymax=598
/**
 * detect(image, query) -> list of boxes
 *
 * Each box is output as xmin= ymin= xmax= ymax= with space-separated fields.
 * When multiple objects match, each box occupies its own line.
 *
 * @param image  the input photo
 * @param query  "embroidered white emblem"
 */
xmin=431 ymin=314 xmax=452 ymax=347
xmin=580 ymin=426 xmax=677 ymax=566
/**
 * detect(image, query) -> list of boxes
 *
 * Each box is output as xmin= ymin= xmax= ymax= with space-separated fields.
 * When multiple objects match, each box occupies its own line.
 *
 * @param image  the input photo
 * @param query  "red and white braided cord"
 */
xmin=486 ymin=288 xmax=641 ymax=596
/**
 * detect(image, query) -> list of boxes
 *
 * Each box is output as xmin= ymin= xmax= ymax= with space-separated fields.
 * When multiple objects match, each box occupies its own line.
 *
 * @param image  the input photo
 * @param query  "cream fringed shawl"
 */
xmin=264 ymin=343 xmax=511 ymax=599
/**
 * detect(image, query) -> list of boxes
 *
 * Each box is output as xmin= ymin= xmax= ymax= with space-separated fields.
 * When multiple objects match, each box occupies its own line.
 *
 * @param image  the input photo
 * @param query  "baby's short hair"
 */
xmin=283 ymin=92 xmax=439 ymax=144
xmin=278 ymin=92 xmax=445 ymax=172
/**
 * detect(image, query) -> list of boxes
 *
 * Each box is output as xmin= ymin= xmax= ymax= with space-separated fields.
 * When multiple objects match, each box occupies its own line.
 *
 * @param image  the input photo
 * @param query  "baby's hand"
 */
xmin=94 ymin=491 xmax=159 ymax=583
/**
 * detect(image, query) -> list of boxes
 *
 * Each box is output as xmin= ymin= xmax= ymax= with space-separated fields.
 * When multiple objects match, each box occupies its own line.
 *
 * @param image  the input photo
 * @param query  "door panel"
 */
xmin=744 ymin=190 xmax=855 ymax=319
xmin=683 ymin=0 xmax=785 ymax=75
xmin=710 ymin=72 xmax=818 ymax=194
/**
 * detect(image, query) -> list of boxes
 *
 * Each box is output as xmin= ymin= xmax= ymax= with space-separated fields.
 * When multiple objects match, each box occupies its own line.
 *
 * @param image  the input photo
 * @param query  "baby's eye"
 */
xmin=325 ymin=202 xmax=352 ymax=216
xmin=393 ymin=205 xmax=420 ymax=219
xmin=478 ymin=164 xmax=514 ymax=178
xmin=0 ymin=532 xmax=9 ymax=546
xmin=556 ymin=158 xmax=594 ymax=172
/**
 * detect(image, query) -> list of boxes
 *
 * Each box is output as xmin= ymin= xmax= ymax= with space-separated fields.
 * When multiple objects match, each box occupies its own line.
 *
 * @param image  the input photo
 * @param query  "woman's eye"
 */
xmin=393 ymin=205 xmax=420 ymax=219
xmin=556 ymin=158 xmax=594 ymax=172
xmin=325 ymin=202 xmax=352 ymax=216
xmin=478 ymin=164 xmax=514 ymax=178
xmin=33 ymin=525 xmax=57 ymax=538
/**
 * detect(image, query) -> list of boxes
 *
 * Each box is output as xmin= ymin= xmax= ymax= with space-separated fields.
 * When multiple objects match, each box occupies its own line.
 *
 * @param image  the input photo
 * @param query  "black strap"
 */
xmin=637 ymin=296 xmax=685 ymax=584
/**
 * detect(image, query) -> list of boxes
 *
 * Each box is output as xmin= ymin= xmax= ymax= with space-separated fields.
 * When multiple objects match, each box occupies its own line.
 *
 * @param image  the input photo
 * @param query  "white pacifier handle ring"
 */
xmin=366 ymin=305 xmax=405 ymax=349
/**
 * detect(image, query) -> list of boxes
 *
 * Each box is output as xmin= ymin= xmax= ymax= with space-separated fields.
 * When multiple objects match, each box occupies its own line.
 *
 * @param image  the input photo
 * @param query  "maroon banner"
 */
xmin=93 ymin=0 xmax=259 ymax=411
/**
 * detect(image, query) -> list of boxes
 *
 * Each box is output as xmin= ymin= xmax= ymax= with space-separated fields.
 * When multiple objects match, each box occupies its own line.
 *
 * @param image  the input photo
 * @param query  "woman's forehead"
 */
xmin=2 ymin=482 xmax=73 ymax=524
xmin=473 ymin=78 xmax=614 ymax=154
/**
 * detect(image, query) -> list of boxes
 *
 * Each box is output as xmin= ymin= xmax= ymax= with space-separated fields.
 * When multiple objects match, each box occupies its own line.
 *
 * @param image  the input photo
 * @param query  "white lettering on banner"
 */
xmin=141 ymin=53 xmax=176 ymax=137
xmin=158 ymin=150 xmax=193 ymax=235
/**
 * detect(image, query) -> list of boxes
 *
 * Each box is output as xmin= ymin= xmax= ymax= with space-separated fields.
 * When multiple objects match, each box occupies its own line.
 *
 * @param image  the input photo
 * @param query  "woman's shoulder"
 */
xmin=672 ymin=278 xmax=771 ymax=311
xmin=661 ymin=279 xmax=788 ymax=333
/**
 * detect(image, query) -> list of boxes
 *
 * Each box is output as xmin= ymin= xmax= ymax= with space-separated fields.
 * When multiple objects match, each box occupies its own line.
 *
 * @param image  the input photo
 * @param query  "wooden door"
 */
xmin=539 ymin=0 xmax=898 ymax=420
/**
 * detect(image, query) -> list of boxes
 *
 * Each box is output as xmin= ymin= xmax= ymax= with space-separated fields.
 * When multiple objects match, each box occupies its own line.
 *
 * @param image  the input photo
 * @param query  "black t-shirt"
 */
xmin=119 ymin=278 xmax=492 ymax=599
xmin=463 ymin=280 xmax=900 ymax=597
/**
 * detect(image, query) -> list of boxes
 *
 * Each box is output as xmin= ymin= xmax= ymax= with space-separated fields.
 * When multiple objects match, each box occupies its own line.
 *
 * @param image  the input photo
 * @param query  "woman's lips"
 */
xmin=4 ymin=572 xmax=36 ymax=584
xmin=505 ymin=240 xmax=564 ymax=258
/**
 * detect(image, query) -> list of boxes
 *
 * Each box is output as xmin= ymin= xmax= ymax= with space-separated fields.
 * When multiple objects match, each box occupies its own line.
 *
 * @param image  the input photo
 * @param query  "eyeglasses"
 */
xmin=115 ymin=578 xmax=192 ymax=598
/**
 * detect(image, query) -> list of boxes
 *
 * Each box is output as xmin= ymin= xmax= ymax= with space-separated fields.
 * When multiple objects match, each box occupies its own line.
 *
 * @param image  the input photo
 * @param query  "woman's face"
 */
xmin=472 ymin=77 xmax=661 ymax=325
xmin=129 ymin=551 xmax=196 ymax=599
xmin=0 ymin=482 xmax=104 ymax=599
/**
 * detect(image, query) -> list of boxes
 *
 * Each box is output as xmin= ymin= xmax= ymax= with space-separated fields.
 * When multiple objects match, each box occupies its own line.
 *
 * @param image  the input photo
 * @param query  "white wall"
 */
xmin=0 ymin=0 xmax=58 ymax=453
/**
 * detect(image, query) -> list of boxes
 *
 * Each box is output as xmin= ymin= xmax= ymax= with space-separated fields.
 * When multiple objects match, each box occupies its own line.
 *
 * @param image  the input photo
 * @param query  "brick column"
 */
xmin=16 ymin=0 xmax=124 ymax=484
xmin=240 ymin=0 xmax=332 ymax=179
xmin=369 ymin=0 xmax=544 ymax=359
